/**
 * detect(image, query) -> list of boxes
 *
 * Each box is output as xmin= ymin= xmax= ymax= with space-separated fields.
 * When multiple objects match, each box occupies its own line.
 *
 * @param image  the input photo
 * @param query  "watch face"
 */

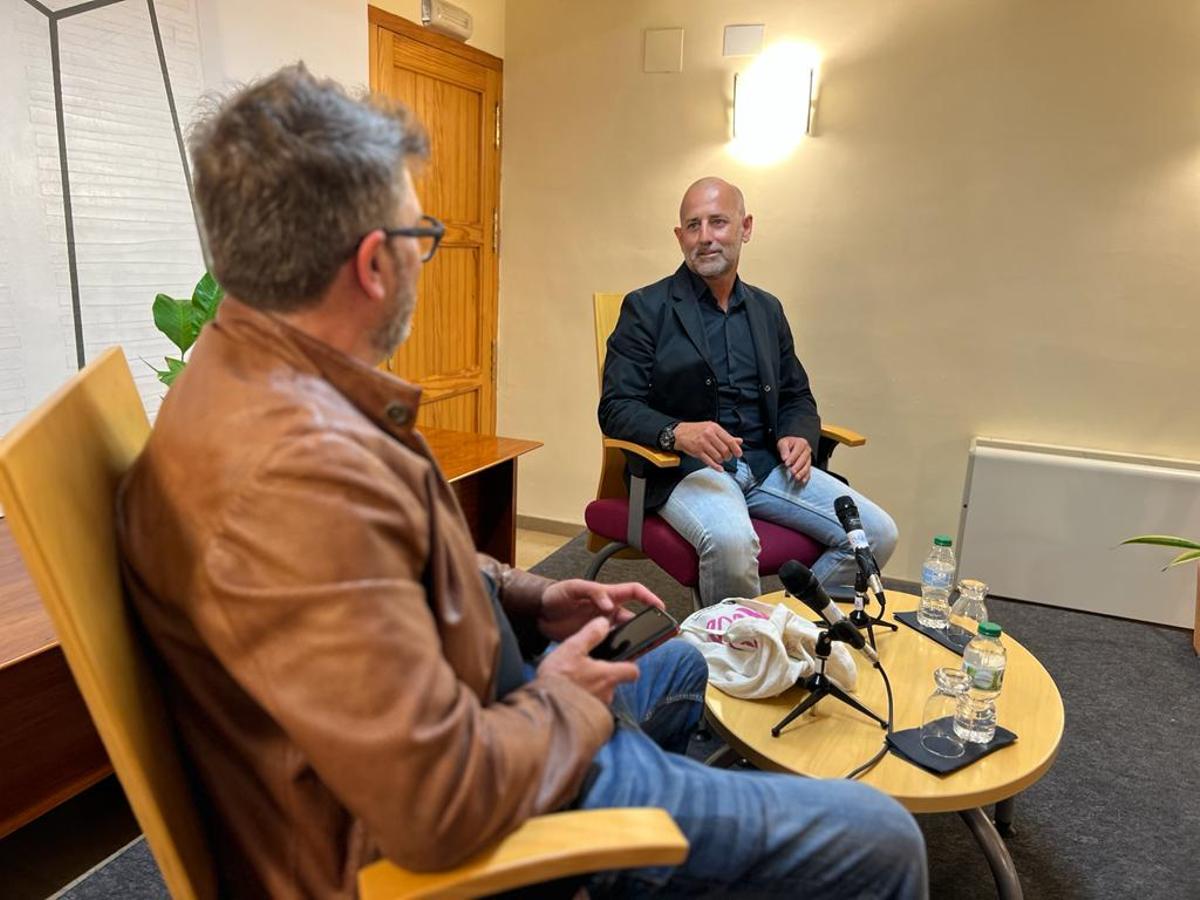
xmin=659 ymin=426 xmax=674 ymax=450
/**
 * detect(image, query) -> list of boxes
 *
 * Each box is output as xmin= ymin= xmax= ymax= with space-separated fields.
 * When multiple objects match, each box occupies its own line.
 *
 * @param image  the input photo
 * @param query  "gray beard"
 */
xmin=372 ymin=288 xmax=415 ymax=360
xmin=690 ymin=252 xmax=732 ymax=278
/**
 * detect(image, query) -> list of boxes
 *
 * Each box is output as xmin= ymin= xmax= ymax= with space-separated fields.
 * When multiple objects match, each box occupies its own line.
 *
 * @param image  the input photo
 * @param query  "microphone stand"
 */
xmin=854 ymin=553 xmax=897 ymax=638
xmin=771 ymin=625 xmax=888 ymax=737
xmin=849 ymin=571 xmax=880 ymax=649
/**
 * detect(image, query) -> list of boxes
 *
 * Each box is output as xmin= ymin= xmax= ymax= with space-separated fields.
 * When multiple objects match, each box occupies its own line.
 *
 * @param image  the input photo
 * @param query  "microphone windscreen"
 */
xmin=778 ymin=560 xmax=828 ymax=614
xmin=834 ymin=495 xmax=862 ymax=531
xmin=831 ymin=618 xmax=866 ymax=650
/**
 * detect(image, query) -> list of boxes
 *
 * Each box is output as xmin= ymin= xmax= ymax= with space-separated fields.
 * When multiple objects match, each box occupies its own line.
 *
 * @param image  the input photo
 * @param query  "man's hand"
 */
xmin=538 ymin=579 xmax=664 ymax=642
xmin=536 ymin=617 xmax=640 ymax=705
xmin=674 ymin=421 xmax=743 ymax=471
xmin=777 ymin=435 xmax=813 ymax=484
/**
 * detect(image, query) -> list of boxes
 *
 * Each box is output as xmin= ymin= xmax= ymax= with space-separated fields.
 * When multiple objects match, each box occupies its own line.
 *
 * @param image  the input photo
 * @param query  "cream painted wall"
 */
xmin=498 ymin=0 xmax=1200 ymax=582
xmin=196 ymin=0 xmax=503 ymax=91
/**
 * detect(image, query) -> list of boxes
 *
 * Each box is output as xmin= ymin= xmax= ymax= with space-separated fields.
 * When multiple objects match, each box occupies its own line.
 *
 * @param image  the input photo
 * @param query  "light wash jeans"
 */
xmin=582 ymin=639 xmax=928 ymax=898
xmin=660 ymin=460 xmax=899 ymax=606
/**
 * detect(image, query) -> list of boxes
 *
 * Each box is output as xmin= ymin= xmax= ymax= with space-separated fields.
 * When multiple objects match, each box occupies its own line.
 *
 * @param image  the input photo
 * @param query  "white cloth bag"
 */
xmin=679 ymin=598 xmax=857 ymax=699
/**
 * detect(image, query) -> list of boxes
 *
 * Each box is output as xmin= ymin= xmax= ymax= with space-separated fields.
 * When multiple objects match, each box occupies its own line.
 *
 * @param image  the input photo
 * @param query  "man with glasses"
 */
xmin=118 ymin=66 xmax=925 ymax=899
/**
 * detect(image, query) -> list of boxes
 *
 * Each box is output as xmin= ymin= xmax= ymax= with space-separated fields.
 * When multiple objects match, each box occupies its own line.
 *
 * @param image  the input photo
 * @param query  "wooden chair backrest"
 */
xmin=0 ymin=348 xmax=216 ymax=900
xmin=593 ymin=292 xmax=630 ymax=502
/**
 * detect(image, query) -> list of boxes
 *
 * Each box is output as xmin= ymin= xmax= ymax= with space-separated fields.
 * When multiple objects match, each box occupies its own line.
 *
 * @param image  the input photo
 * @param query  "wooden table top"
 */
xmin=422 ymin=427 xmax=542 ymax=483
xmin=704 ymin=590 xmax=1065 ymax=813
xmin=0 ymin=428 xmax=542 ymax=669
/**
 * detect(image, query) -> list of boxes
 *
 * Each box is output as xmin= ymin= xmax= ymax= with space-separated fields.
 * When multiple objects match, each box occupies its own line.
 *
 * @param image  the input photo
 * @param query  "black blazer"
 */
xmin=598 ymin=264 xmax=821 ymax=511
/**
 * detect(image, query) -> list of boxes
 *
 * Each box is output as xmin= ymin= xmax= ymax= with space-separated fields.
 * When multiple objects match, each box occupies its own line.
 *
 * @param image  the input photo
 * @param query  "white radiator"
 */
xmin=957 ymin=438 xmax=1200 ymax=628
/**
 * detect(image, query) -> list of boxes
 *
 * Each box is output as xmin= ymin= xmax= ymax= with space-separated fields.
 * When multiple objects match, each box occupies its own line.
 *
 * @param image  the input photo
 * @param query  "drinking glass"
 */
xmin=920 ymin=667 xmax=972 ymax=758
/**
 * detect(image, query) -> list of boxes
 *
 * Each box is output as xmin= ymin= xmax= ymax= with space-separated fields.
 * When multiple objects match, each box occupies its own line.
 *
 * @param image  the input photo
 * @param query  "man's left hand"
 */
xmin=538 ymin=579 xmax=666 ymax=642
xmin=777 ymin=435 xmax=813 ymax=484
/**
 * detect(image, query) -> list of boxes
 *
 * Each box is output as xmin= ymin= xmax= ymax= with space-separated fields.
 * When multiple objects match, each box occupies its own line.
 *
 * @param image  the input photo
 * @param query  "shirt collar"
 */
xmin=685 ymin=265 xmax=745 ymax=310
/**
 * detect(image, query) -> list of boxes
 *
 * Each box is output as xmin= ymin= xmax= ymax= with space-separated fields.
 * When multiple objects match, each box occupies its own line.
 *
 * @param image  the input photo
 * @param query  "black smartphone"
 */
xmin=589 ymin=606 xmax=679 ymax=662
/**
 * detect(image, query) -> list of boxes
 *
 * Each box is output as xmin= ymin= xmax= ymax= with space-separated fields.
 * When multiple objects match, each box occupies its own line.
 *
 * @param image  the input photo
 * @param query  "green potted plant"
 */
xmin=1122 ymin=534 xmax=1200 ymax=654
xmin=150 ymin=272 xmax=224 ymax=385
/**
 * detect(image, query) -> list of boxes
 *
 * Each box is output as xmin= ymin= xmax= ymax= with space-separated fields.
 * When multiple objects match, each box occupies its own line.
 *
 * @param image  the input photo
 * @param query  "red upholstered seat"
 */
xmin=584 ymin=498 xmax=824 ymax=588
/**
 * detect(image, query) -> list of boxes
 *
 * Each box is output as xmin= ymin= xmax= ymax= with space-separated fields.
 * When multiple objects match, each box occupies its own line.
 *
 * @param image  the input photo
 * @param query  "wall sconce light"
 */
xmin=730 ymin=41 xmax=819 ymax=166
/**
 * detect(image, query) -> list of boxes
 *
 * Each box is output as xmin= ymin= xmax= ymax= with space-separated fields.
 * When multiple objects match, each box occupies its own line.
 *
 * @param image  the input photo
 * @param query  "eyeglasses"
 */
xmin=383 ymin=214 xmax=445 ymax=263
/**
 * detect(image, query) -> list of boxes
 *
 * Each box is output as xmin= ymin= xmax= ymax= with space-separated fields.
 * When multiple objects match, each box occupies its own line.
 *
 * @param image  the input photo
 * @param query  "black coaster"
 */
xmin=894 ymin=611 xmax=969 ymax=656
xmin=887 ymin=719 xmax=1018 ymax=775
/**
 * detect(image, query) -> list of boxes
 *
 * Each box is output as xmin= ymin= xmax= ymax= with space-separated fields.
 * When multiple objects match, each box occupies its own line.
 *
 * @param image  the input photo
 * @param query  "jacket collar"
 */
xmin=215 ymin=298 xmax=423 ymax=441
xmin=669 ymin=264 xmax=712 ymax=369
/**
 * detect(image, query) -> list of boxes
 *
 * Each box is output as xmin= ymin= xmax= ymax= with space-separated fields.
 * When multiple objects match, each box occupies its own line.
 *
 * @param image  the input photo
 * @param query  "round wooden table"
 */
xmin=703 ymin=590 xmax=1064 ymax=899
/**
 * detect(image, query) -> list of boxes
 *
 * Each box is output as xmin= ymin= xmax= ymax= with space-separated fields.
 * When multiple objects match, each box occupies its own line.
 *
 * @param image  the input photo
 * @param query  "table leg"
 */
xmin=959 ymin=807 xmax=1023 ymax=899
xmin=703 ymin=744 xmax=741 ymax=768
xmin=994 ymin=796 xmax=1016 ymax=836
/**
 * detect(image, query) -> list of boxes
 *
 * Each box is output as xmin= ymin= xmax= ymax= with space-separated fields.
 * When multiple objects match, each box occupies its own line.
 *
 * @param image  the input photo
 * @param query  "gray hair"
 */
xmin=189 ymin=64 xmax=429 ymax=312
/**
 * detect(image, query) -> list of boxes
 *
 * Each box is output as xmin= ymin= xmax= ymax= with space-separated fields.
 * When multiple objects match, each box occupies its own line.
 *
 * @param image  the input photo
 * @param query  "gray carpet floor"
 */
xmin=54 ymin=533 xmax=1200 ymax=899
xmin=531 ymin=535 xmax=1200 ymax=900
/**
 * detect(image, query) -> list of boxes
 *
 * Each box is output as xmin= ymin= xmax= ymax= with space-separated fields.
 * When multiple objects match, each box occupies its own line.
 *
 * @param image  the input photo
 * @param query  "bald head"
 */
xmin=674 ymin=177 xmax=753 ymax=286
xmin=679 ymin=177 xmax=745 ymax=223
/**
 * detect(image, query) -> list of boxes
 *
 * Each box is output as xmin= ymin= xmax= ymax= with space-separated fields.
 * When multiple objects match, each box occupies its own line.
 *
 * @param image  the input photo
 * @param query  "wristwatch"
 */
xmin=657 ymin=422 xmax=677 ymax=451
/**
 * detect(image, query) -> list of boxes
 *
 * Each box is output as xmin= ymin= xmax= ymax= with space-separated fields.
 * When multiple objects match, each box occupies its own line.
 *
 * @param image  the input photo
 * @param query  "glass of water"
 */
xmin=920 ymin=667 xmax=972 ymax=758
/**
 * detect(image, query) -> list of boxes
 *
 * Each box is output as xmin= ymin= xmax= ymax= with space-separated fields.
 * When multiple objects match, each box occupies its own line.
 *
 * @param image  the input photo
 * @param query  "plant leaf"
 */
xmin=191 ymin=271 xmax=224 ymax=324
xmin=155 ymin=356 xmax=187 ymax=387
xmin=1121 ymin=535 xmax=1200 ymax=551
xmin=1165 ymin=549 xmax=1200 ymax=569
xmin=153 ymin=293 xmax=197 ymax=355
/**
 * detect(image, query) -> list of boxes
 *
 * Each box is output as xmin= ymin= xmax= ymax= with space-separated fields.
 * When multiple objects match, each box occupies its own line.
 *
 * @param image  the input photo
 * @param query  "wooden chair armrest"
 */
xmin=357 ymin=808 xmax=689 ymax=900
xmin=820 ymin=424 xmax=867 ymax=447
xmin=603 ymin=438 xmax=681 ymax=468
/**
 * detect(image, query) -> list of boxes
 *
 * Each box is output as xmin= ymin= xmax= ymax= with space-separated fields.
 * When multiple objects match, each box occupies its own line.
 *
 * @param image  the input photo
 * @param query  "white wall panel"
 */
xmin=958 ymin=438 xmax=1200 ymax=628
xmin=0 ymin=0 xmax=204 ymax=430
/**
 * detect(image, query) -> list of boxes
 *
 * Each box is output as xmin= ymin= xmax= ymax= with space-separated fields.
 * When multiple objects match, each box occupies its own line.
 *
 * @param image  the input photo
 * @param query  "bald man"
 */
xmin=599 ymin=178 xmax=898 ymax=607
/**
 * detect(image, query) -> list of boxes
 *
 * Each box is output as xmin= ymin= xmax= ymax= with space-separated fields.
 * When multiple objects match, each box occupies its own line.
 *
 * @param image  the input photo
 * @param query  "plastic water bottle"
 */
xmin=918 ymin=535 xmax=956 ymax=629
xmin=947 ymin=578 xmax=989 ymax=648
xmin=955 ymin=622 xmax=1007 ymax=744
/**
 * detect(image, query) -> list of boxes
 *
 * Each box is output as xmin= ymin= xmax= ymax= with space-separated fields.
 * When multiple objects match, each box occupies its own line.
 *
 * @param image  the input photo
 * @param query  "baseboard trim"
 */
xmin=516 ymin=515 xmax=584 ymax=537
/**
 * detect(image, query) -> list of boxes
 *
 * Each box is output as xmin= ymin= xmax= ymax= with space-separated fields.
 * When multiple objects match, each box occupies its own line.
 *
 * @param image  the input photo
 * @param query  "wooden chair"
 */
xmin=586 ymin=292 xmax=868 ymax=609
xmin=0 ymin=347 xmax=687 ymax=900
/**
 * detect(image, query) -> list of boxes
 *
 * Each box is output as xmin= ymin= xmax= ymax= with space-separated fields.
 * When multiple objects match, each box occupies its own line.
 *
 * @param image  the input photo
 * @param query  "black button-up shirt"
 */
xmin=689 ymin=270 xmax=778 ymax=482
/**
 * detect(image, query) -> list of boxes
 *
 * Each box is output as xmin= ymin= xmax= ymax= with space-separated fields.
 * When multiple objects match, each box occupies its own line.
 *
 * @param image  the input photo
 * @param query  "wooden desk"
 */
xmin=0 ymin=520 xmax=111 ymax=837
xmin=705 ymin=590 xmax=1064 ymax=898
xmin=422 ymin=427 xmax=542 ymax=566
xmin=0 ymin=428 xmax=541 ymax=837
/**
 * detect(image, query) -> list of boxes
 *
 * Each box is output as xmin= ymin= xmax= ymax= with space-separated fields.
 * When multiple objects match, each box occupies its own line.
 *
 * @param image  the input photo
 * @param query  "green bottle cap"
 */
xmin=978 ymin=621 xmax=1002 ymax=638
xmin=934 ymin=535 xmax=953 ymax=547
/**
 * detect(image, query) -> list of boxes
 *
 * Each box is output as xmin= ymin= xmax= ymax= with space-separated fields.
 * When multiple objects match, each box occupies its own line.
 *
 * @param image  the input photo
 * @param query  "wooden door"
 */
xmin=369 ymin=8 xmax=501 ymax=434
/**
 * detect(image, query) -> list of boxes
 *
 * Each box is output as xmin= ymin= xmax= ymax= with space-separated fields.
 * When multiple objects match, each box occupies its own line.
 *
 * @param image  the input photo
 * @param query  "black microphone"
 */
xmin=834 ymin=496 xmax=886 ymax=605
xmin=778 ymin=560 xmax=879 ymax=664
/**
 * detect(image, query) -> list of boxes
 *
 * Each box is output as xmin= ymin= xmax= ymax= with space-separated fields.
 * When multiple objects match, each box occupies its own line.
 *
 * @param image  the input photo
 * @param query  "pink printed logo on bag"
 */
xmin=705 ymin=604 xmax=769 ymax=648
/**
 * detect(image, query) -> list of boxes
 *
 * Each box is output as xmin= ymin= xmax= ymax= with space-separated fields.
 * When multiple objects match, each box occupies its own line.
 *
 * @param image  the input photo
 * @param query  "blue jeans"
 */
xmin=659 ymin=460 xmax=899 ymax=606
xmin=582 ymin=640 xmax=927 ymax=898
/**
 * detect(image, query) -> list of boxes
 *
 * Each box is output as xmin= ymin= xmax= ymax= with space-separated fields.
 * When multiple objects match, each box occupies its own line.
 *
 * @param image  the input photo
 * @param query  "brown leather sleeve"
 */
xmin=197 ymin=433 xmax=613 ymax=871
xmin=476 ymin=553 xmax=554 ymax=622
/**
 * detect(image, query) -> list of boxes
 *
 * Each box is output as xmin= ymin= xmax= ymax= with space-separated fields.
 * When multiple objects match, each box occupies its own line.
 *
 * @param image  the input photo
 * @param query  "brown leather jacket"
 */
xmin=117 ymin=299 xmax=613 ymax=898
